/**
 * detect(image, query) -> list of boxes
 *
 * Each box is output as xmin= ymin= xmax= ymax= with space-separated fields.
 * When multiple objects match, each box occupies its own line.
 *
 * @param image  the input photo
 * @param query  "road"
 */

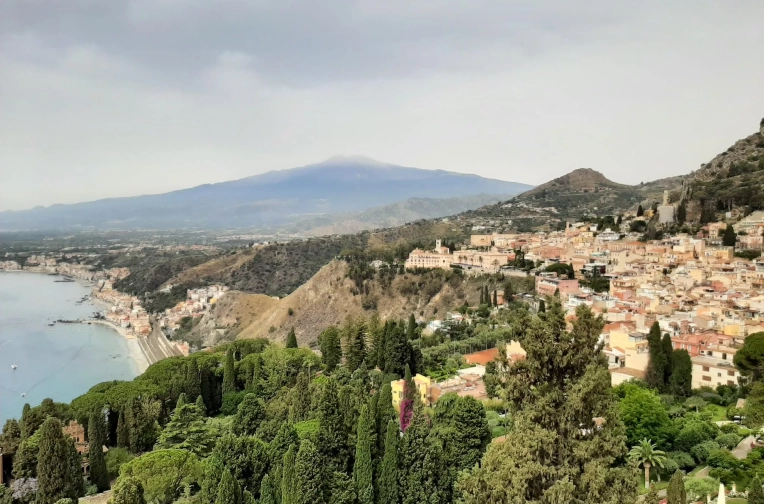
xmin=137 ymin=320 xmax=183 ymax=365
xmin=733 ymin=435 xmax=757 ymax=459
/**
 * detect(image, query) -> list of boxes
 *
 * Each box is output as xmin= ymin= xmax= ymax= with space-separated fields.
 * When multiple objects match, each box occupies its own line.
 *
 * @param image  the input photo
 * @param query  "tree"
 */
xmin=384 ymin=324 xmax=410 ymax=376
xmin=290 ymin=372 xmax=311 ymax=423
xmin=317 ymin=379 xmax=349 ymax=473
xmin=457 ymin=301 xmax=639 ymax=504
xmin=233 ymin=394 xmax=266 ymax=437
xmin=722 ymin=223 xmax=737 ymax=248
xmin=329 ymin=472 xmax=357 ymax=504
xmin=661 ymin=333 xmax=674 ymax=385
xmin=319 ymin=327 xmax=342 ymax=372
xmin=628 ymin=439 xmax=666 ymax=489
xmin=537 ymin=299 xmax=545 ymax=313
xmin=117 ymin=409 xmax=129 ymax=448
xmin=223 ymin=348 xmax=237 ymax=395
xmin=259 ymin=473 xmax=277 ymax=504
xmin=88 ymin=412 xmax=109 ymax=492
xmin=281 ymin=445 xmax=298 ymax=504
xmin=216 ymin=467 xmax=242 ymax=504
xmin=353 ymin=405 xmax=374 ymax=504
xmin=431 ymin=394 xmax=490 ymax=471
xmin=155 ymin=397 xmax=214 ymax=457
xmin=407 ymin=314 xmax=417 ymax=340
xmin=378 ymin=421 xmax=399 ymax=504
xmin=734 ymin=332 xmax=764 ymax=381
xmin=398 ymin=409 xmax=446 ymax=504
xmin=184 ymin=359 xmax=202 ymax=402
xmin=645 ymin=322 xmax=668 ymax=390
xmin=269 ymin=423 xmax=299 ymax=466
xmin=399 ymin=365 xmax=416 ymax=432
xmin=286 ymin=327 xmax=298 ymax=349
xmin=65 ymin=437 xmax=85 ymax=499
xmin=111 ymin=476 xmax=146 ymax=504
xmin=36 ymin=417 xmax=71 ymax=504
xmin=618 ymin=384 xmax=673 ymax=448
xmin=295 ymin=439 xmax=324 ymax=504
xmin=749 ymin=475 xmax=764 ymax=504
xmin=0 ymin=419 xmax=21 ymax=455
xmin=119 ymin=449 xmax=201 ymax=504
xmin=670 ymin=349 xmax=693 ymax=397
xmin=492 ymin=290 xmax=498 ymax=307
xmin=375 ymin=384 xmax=396 ymax=455
xmin=665 ymin=470 xmax=686 ymax=504
xmin=637 ymin=204 xmax=644 ymax=217
xmin=344 ymin=320 xmax=367 ymax=372
xmin=644 ymin=484 xmax=661 ymax=504
xmin=677 ymin=202 xmax=687 ymax=224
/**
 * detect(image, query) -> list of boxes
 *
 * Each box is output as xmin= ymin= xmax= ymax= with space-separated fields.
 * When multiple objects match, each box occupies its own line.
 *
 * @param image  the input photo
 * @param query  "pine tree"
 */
xmin=665 ymin=470 xmax=686 ymax=504
xmin=384 ymin=324 xmax=409 ymax=376
xmin=111 ymin=476 xmax=146 ymax=504
xmin=65 ymin=437 xmax=85 ymax=499
xmin=398 ymin=409 xmax=433 ymax=504
xmin=281 ymin=444 xmax=298 ymax=504
xmin=749 ymin=476 xmax=764 ymax=504
xmin=216 ymin=467 xmax=242 ymax=504
xmin=116 ymin=409 xmax=129 ymax=448
xmin=36 ymin=417 xmax=70 ymax=504
xmin=353 ymin=405 xmax=375 ymax=504
xmin=290 ymin=372 xmax=311 ymax=423
xmin=156 ymin=396 xmax=214 ymax=456
xmin=319 ymin=327 xmax=342 ymax=372
xmin=645 ymin=322 xmax=668 ymax=390
xmin=260 ymin=473 xmax=277 ymax=504
xmin=644 ymin=484 xmax=661 ymax=504
xmin=344 ymin=322 xmax=367 ymax=372
xmin=223 ymin=348 xmax=236 ymax=395
xmin=87 ymin=412 xmax=109 ymax=492
xmin=317 ymin=378 xmax=349 ymax=473
xmin=295 ymin=439 xmax=324 ymax=504
xmin=378 ymin=421 xmax=399 ymax=504
xmin=406 ymin=314 xmax=416 ymax=340
xmin=195 ymin=395 xmax=206 ymax=410
xmin=456 ymin=300 xmax=638 ymax=503
xmin=286 ymin=327 xmax=298 ymax=348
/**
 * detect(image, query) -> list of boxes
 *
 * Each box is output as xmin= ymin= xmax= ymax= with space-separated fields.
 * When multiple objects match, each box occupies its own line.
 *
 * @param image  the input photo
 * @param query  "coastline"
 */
xmin=84 ymin=320 xmax=150 ymax=375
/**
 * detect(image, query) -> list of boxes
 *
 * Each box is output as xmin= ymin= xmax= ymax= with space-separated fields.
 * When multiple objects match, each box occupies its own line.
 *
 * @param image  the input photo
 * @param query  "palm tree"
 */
xmin=629 ymin=439 xmax=666 ymax=489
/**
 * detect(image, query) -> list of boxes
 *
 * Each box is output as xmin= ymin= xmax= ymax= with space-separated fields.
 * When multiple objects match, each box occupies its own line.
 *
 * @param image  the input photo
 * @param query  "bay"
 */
xmin=0 ymin=272 xmax=138 ymax=424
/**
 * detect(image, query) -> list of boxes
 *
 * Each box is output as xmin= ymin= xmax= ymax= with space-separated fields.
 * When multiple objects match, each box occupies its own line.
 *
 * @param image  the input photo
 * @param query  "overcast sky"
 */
xmin=1 ymin=1 xmax=763 ymax=211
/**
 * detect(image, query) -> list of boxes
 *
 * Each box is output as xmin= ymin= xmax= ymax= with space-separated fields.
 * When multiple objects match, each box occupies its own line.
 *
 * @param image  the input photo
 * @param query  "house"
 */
xmin=691 ymin=355 xmax=740 ymax=389
xmin=391 ymin=374 xmax=433 ymax=411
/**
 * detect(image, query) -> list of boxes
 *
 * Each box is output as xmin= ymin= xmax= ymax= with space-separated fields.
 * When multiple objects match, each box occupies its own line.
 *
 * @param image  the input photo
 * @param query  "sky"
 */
xmin=1 ymin=1 xmax=764 ymax=211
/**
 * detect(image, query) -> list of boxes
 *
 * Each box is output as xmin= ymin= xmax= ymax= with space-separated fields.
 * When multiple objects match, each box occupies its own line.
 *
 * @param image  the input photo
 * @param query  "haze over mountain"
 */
xmin=0 ymin=156 xmax=532 ymax=231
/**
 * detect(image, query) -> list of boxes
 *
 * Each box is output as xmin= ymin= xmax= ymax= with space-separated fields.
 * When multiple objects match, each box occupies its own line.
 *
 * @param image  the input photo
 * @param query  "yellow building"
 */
xmin=391 ymin=374 xmax=433 ymax=412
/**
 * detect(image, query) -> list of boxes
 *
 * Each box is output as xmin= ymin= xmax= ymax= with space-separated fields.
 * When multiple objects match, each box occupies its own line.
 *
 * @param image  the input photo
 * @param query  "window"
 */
xmin=718 ymin=373 xmax=722 ymax=377
xmin=728 ymin=370 xmax=735 ymax=376
xmin=722 ymin=353 xmax=727 ymax=360
xmin=707 ymin=351 xmax=713 ymax=357
xmin=703 ymin=376 xmax=712 ymax=382
xmin=702 ymin=366 xmax=710 ymax=372
xmin=728 ymin=380 xmax=735 ymax=386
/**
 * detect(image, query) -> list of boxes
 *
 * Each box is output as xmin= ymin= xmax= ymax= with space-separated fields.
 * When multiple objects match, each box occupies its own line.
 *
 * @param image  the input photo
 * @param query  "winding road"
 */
xmin=137 ymin=319 xmax=183 ymax=364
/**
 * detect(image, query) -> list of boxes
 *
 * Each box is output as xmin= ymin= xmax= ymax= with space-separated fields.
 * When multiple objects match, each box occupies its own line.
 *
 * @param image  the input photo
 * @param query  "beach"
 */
xmin=85 ymin=320 xmax=151 ymax=374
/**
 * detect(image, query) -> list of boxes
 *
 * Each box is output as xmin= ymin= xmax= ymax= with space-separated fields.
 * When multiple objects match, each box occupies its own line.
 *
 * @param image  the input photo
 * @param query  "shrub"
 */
xmin=720 ymin=423 xmax=740 ymax=434
xmin=106 ymin=447 xmax=135 ymax=480
xmin=707 ymin=449 xmax=739 ymax=470
xmin=675 ymin=423 xmax=716 ymax=452
xmin=287 ymin=308 xmax=294 ymax=316
xmin=668 ymin=451 xmax=696 ymax=470
xmin=220 ymin=391 xmax=247 ymax=416
xmin=691 ymin=441 xmax=721 ymax=464
xmin=715 ymin=433 xmax=741 ymax=450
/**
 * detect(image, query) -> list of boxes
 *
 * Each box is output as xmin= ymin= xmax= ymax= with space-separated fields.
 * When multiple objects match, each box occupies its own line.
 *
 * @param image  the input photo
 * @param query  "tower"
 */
xmin=435 ymin=239 xmax=442 ymax=252
xmin=663 ymin=190 xmax=669 ymax=206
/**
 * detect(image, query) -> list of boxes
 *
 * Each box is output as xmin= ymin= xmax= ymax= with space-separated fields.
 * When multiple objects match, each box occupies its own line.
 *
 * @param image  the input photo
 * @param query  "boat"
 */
xmin=21 ymin=393 xmax=26 ymax=397
xmin=11 ymin=365 xmax=17 ymax=370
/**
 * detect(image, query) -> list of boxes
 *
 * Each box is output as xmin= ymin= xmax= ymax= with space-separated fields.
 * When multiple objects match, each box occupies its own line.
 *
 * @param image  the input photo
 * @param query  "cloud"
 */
xmin=1 ymin=0 xmax=763 ymax=210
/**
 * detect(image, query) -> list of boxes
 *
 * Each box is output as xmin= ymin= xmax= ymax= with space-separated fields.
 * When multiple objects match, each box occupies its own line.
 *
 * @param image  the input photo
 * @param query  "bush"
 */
xmin=691 ymin=441 xmax=721 ymax=464
xmin=220 ymin=391 xmax=247 ymax=416
xmin=659 ymin=458 xmax=679 ymax=478
xmin=707 ymin=449 xmax=740 ymax=470
xmin=106 ymin=447 xmax=135 ymax=480
xmin=720 ymin=423 xmax=740 ymax=434
xmin=709 ymin=467 xmax=735 ymax=485
xmin=668 ymin=451 xmax=696 ymax=470
xmin=715 ymin=433 xmax=741 ymax=450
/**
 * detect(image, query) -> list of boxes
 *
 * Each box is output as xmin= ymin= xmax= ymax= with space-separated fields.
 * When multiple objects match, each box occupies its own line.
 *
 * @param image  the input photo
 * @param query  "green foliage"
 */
xmin=722 ymin=223 xmax=737 ymax=247
xmin=319 ymin=326 xmax=342 ymax=372
xmin=155 ymin=400 xmax=214 ymax=457
xmin=0 ymin=487 xmax=12 ymax=504
xmin=281 ymin=445 xmax=298 ymax=504
xmin=431 ymin=394 xmax=491 ymax=471
xmin=618 ymin=384 xmax=673 ymax=448
xmin=353 ymin=405 xmax=374 ymax=504
xmin=317 ymin=378 xmax=349 ymax=474
xmin=667 ymin=451 xmax=695 ymax=470
xmin=690 ymin=440 xmax=721 ymax=464
xmin=329 ymin=472 xmax=357 ymax=504
xmin=111 ymin=476 xmax=146 ymax=504
xmin=65 ymin=437 xmax=85 ymax=500
xmin=223 ymin=348 xmax=237 ymax=395
xmin=36 ymin=417 xmax=73 ymax=504
xmin=286 ymin=327 xmax=298 ymax=348
xmin=378 ymin=420 xmax=400 ymax=504
xmin=735 ymin=332 xmax=764 ymax=381
xmin=715 ymin=432 xmax=741 ymax=450
xmin=0 ymin=419 xmax=21 ymax=455
xmin=233 ymin=394 xmax=266 ymax=437
xmin=669 ymin=349 xmax=693 ymax=397
xmin=119 ymin=449 xmax=202 ymax=504
xmin=750 ymin=475 xmax=764 ymax=504
xmin=12 ymin=429 xmax=41 ymax=478
xmin=628 ymin=439 xmax=666 ymax=488
xmin=259 ymin=474 xmax=278 ymax=504
xmin=295 ymin=439 xmax=324 ymax=504
xmin=290 ymin=372 xmax=312 ymax=423
xmin=209 ymin=434 xmax=269 ymax=495
xmin=88 ymin=412 xmax=109 ymax=492
xmin=216 ymin=468 xmax=242 ymax=504
xmin=125 ymin=396 xmax=161 ymax=453
xmin=221 ymin=391 xmax=248 ymax=416
xmin=665 ymin=470 xmax=686 ymax=504
xmin=106 ymin=447 xmax=135 ymax=480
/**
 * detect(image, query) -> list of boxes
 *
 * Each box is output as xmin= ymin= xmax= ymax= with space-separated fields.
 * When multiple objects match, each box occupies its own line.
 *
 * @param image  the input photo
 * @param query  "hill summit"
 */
xmin=520 ymin=168 xmax=623 ymax=198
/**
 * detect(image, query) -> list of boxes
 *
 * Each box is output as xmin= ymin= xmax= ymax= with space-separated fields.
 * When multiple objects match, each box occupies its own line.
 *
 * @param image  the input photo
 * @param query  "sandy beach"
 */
xmin=84 ymin=320 xmax=151 ymax=374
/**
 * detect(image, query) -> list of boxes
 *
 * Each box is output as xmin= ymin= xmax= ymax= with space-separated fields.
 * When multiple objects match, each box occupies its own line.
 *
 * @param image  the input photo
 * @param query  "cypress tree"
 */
xmin=637 ymin=204 xmax=644 ymax=217
xmin=233 ymin=394 xmax=266 ymax=437
xmin=111 ymin=476 xmax=146 ymax=504
xmin=677 ymin=201 xmax=687 ymax=224
xmin=290 ymin=372 xmax=311 ymax=423
xmin=665 ymin=470 xmax=686 ymax=504
xmin=87 ymin=412 xmax=109 ymax=492
xmin=670 ymin=349 xmax=693 ymax=397
xmin=36 ymin=417 xmax=70 ymax=504
xmin=281 ymin=445 xmax=298 ymax=504
xmin=65 ymin=437 xmax=85 ymax=500
xmin=722 ymin=223 xmax=737 ymax=247
xmin=750 ymin=475 xmax=764 ymax=504
xmin=479 ymin=287 xmax=485 ymax=305
xmin=269 ymin=423 xmax=299 ymax=466
xmin=645 ymin=322 xmax=668 ymax=390
xmin=353 ymin=405 xmax=374 ymax=504
xmin=116 ymin=409 xmax=129 ymax=448
xmin=286 ymin=327 xmax=298 ymax=348
xmin=319 ymin=327 xmax=342 ymax=372
xmin=216 ymin=467 xmax=242 ymax=504
xmin=20 ymin=403 xmax=32 ymax=439
xmin=260 ymin=474 xmax=277 ymax=504
xmin=345 ymin=323 xmax=367 ymax=372
xmin=176 ymin=392 xmax=187 ymax=408
xmin=493 ymin=290 xmax=498 ymax=307
xmin=661 ymin=333 xmax=674 ymax=385
xmin=406 ymin=314 xmax=416 ymax=340
xmin=222 ymin=348 xmax=236 ymax=395
xmin=384 ymin=324 xmax=409 ymax=377
xmin=378 ymin=421 xmax=399 ymax=504
xmin=195 ymin=395 xmax=206 ymax=410
xmin=644 ymin=484 xmax=661 ymax=504
xmin=398 ymin=409 xmax=432 ymax=504
xmin=538 ymin=299 xmax=545 ymax=313
xmin=185 ymin=359 xmax=201 ymax=401
xmin=317 ymin=379 xmax=349 ymax=473
xmin=376 ymin=383 xmax=395 ymax=455
xmin=400 ymin=365 xmax=416 ymax=432
xmin=295 ymin=439 xmax=324 ymax=504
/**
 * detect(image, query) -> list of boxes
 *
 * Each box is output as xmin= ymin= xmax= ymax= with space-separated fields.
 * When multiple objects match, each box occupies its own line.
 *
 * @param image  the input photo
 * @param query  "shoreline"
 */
xmin=84 ymin=320 xmax=150 ymax=375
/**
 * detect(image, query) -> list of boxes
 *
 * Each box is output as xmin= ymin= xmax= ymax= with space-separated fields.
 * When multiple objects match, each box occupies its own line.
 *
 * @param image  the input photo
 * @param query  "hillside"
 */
xmin=680 ymin=119 xmax=764 ymax=220
xmin=0 ymin=156 xmax=531 ymax=231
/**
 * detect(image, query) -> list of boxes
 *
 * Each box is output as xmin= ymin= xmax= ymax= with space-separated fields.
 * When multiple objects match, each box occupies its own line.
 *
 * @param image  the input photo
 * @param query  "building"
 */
xmin=535 ymin=274 xmax=580 ymax=298
xmin=691 ymin=355 xmax=740 ymax=389
xmin=391 ymin=374 xmax=433 ymax=411
xmin=404 ymin=240 xmax=452 ymax=270
xmin=63 ymin=420 xmax=89 ymax=455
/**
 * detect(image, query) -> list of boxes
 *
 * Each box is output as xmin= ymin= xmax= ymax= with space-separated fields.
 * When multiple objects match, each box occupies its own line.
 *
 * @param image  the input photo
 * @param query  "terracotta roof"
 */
xmin=463 ymin=347 xmax=500 ymax=366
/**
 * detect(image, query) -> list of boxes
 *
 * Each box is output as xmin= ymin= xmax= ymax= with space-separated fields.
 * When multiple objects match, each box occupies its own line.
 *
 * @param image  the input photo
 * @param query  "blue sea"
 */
xmin=0 ymin=272 xmax=138 ymax=424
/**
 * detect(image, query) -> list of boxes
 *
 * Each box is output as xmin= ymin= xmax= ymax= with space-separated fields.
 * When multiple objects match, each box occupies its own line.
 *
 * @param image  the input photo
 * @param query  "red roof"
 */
xmin=464 ymin=347 xmax=500 ymax=366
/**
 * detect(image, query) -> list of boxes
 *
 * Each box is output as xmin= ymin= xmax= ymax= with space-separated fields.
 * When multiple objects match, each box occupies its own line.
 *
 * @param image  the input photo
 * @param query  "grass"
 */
xmin=704 ymin=403 xmax=729 ymax=422
xmin=637 ymin=473 xmax=669 ymax=495
xmin=727 ymin=499 xmax=748 ymax=503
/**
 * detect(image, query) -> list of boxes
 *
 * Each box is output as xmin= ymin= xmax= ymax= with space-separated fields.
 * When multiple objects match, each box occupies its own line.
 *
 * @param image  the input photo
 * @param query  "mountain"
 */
xmin=680 ymin=119 xmax=764 ymax=221
xmin=0 ymin=156 xmax=532 ymax=231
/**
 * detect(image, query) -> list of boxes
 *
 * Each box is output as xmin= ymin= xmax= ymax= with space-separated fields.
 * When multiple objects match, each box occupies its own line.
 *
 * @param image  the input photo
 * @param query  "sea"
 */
xmin=0 ymin=272 xmax=138 ymax=424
